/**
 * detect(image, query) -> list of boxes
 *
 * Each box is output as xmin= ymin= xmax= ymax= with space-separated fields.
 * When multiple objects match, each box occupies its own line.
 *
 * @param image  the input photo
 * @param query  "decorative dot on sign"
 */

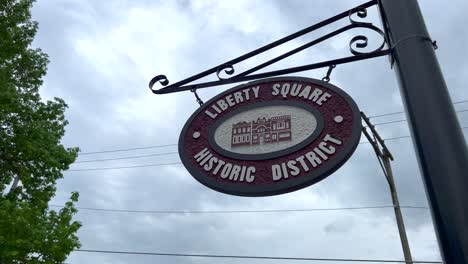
xmin=193 ymin=131 xmax=201 ymax=139
xmin=334 ymin=115 xmax=344 ymax=123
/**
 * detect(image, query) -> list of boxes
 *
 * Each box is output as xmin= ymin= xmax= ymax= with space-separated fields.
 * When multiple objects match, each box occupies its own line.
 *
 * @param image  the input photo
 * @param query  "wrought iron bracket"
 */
xmin=149 ymin=0 xmax=392 ymax=95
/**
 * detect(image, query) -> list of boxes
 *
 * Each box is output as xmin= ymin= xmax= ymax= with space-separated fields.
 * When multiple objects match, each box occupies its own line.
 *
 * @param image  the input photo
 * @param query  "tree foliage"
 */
xmin=0 ymin=0 xmax=81 ymax=263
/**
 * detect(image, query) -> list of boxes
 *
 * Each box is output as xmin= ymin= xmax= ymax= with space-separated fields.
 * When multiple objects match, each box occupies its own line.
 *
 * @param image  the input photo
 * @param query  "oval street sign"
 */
xmin=179 ymin=76 xmax=361 ymax=197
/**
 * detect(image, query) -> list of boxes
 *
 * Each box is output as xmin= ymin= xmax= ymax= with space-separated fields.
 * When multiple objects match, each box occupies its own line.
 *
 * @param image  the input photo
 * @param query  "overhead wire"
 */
xmin=75 ymin=151 xmax=178 ymax=163
xmin=74 ymin=249 xmax=442 ymax=263
xmin=60 ymin=101 xmax=467 ymax=264
xmin=48 ymin=205 xmax=429 ymax=214
xmin=76 ymin=100 xmax=468 ymax=157
xmin=68 ymin=126 xmax=468 ymax=171
xmin=371 ymin=109 xmax=468 ymax=127
xmin=67 ymin=162 xmax=181 ymax=171
xmin=64 ymin=105 xmax=462 ymax=264
xmin=361 ymin=125 xmax=468 ymax=144
xmin=358 ymin=135 xmax=411 ymax=144
xmin=78 ymin=144 xmax=177 ymax=155
xmin=367 ymin=99 xmax=468 ymax=119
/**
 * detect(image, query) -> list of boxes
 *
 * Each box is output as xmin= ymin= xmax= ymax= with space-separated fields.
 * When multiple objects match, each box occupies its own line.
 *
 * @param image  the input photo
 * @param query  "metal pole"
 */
xmin=378 ymin=0 xmax=468 ymax=263
xmin=382 ymin=151 xmax=413 ymax=264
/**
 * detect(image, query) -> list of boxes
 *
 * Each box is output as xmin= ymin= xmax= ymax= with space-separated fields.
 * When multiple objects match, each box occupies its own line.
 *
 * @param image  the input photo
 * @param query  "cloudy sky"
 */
xmin=31 ymin=0 xmax=468 ymax=263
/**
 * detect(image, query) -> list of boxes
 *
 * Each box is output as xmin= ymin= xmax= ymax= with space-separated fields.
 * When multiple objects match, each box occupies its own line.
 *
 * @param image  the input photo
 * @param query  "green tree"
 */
xmin=0 ymin=0 xmax=81 ymax=263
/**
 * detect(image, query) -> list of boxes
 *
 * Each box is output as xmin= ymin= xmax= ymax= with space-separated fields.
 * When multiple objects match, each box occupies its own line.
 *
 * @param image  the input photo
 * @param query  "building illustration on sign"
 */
xmin=231 ymin=115 xmax=292 ymax=147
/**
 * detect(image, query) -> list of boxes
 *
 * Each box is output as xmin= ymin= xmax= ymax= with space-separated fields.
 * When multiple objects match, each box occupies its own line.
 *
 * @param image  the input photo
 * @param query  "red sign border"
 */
xmin=178 ymin=76 xmax=362 ymax=196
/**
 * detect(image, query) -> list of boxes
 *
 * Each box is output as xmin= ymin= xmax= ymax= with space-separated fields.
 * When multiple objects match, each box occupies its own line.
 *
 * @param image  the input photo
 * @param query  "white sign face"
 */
xmin=213 ymin=105 xmax=318 ymax=155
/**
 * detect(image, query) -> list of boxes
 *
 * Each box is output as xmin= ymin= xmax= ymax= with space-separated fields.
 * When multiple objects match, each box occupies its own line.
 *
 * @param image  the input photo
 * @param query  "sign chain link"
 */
xmin=322 ymin=65 xmax=336 ymax=83
xmin=191 ymin=88 xmax=204 ymax=106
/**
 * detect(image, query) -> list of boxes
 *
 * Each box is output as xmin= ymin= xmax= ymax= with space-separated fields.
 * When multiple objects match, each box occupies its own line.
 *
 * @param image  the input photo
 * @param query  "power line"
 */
xmin=358 ymin=126 xmax=468 ymax=144
xmin=67 ymin=162 xmax=181 ymax=171
xmin=361 ymin=135 xmax=410 ymax=143
xmin=75 ymin=151 xmax=178 ymax=163
xmin=74 ymin=120 xmax=468 ymax=164
xmin=76 ymin=100 xmax=467 ymax=156
xmin=67 ymin=127 xmax=468 ymax=171
xmin=371 ymin=109 xmax=468 ymax=127
xmin=48 ymin=205 xmax=429 ymax=214
xmin=79 ymin=144 xmax=177 ymax=155
xmin=367 ymin=99 xmax=468 ymax=119
xmin=74 ymin=249 xmax=442 ymax=263
xmin=372 ymin=119 xmax=408 ymax=127
xmin=75 ymin=136 xmax=400 ymax=163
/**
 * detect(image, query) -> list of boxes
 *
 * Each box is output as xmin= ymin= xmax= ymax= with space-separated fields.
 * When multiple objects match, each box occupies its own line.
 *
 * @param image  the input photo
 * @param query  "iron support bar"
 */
xmin=379 ymin=0 xmax=468 ymax=262
xmin=153 ymin=49 xmax=390 ymax=94
xmin=149 ymin=0 xmax=390 ymax=94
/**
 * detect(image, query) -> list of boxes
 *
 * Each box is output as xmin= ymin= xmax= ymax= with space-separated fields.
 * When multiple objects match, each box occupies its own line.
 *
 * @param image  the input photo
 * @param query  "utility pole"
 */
xmin=378 ymin=1 xmax=468 ymax=263
xmin=362 ymin=112 xmax=413 ymax=264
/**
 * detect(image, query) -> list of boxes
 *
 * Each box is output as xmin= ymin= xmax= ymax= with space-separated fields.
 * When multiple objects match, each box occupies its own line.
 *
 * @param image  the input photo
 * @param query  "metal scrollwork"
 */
xmin=149 ymin=0 xmax=391 ymax=95
xmin=348 ymin=7 xmax=387 ymax=55
xmin=349 ymin=7 xmax=371 ymax=25
xmin=349 ymin=24 xmax=386 ymax=55
xmin=216 ymin=64 xmax=235 ymax=80
xmin=149 ymin=75 xmax=169 ymax=92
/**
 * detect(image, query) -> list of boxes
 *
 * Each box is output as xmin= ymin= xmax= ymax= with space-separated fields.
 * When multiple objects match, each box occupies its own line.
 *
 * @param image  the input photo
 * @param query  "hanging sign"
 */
xmin=179 ymin=76 xmax=361 ymax=196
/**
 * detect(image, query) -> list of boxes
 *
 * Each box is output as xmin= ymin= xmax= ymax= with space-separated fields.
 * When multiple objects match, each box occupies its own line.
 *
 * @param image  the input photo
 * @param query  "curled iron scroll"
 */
xmin=216 ymin=64 xmax=235 ymax=80
xmin=149 ymin=75 xmax=169 ymax=91
xmin=348 ymin=7 xmax=387 ymax=55
xmin=348 ymin=24 xmax=386 ymax=55
xmin=147 ymin=1 xmax=389 ymax=95
xmin=349 ymin=7 xmax=371 ymax=25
